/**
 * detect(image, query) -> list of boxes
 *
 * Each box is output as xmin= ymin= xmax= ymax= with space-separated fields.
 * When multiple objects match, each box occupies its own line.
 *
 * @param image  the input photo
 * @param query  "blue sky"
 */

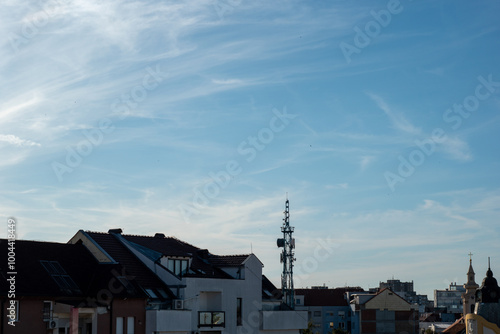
xmin=1 ymin=0 xmax=499 ymax=298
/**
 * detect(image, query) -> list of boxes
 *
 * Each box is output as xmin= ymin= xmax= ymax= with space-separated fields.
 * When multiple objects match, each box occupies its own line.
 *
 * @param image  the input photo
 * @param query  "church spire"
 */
xmin=467 ymin=252 xmax=476 ymax=285
xmin=463 ymin=252 xmax=479 ymax=315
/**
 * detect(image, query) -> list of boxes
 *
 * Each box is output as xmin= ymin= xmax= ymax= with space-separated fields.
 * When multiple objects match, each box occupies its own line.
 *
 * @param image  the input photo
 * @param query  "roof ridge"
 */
xmin=0 ymin=238 xmax=68 ymax=245
xmin=211 ymin=254 xmax=251 ymax=258
xmin=85 ymin=231 xmax=200 ymax=248
xmin=123 ymin=233 xmax=200 ymax=248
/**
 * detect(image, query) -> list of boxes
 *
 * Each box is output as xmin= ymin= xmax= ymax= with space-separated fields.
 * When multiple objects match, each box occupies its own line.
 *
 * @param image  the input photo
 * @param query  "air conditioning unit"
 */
xmin=47 ymin=319 xmax=59 ymax=329
xmin=174 ymin=299 xmax=184 ymax=310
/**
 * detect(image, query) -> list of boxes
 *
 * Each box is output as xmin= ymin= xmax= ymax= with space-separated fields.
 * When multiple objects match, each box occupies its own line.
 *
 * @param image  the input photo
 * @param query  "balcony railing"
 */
xmin=199 ymin=311 xmax=225 ymax=328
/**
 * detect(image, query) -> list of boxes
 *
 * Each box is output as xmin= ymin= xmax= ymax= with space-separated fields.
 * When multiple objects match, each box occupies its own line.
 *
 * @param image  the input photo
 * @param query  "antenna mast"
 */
xmin=277 ymin=198 xmax=295 ymax=309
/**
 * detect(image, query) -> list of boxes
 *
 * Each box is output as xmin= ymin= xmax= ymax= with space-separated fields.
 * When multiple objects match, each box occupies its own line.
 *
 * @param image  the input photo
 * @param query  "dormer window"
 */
xmin=161 ymin=257 xmax=190 ymax=276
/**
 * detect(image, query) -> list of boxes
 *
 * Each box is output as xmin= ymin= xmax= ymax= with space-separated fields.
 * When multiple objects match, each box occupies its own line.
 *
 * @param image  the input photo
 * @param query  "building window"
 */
xmin=237 ymin=298 xmax=242 ymax=326
xmin=199 ymin=311 xmax=225 ymax=327
xmin=330 ymin=322 xmax=334 ymax=328
xmin=296 ymin=298 xmax=301 ymax=305
xmin=127 ymin=317 xmax=134 ymax=334
xmin=339 ymin=322 xmax=345 ymax=329
xmin=313 ymin=311 xmax=321 ymax=317
xmin=167 ymin=259 xmax=189 ymax=276
xmin=116 ymin=317 xmax=124 ymax=334
xmin=338 ymin=311 xmax=345 ymax=320
xmin=157 ymin=289 xmax=169 ymax=299
xmin=43 ymin=301 xmax=52 ymax=321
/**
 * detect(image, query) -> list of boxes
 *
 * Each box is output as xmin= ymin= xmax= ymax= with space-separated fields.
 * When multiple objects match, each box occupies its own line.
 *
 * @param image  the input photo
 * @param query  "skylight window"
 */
xmin=40 ymin=260 xmax=81 ymax=294
xmin=157 ymin=289 xmax=169 ymax=299
xmin=145 ymin=289 xmax=158 ymax=298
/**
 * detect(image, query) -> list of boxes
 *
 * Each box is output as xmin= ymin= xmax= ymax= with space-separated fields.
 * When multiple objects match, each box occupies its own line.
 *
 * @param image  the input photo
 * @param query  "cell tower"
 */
xmin=277 ymin=198 xmax=295 ymax=309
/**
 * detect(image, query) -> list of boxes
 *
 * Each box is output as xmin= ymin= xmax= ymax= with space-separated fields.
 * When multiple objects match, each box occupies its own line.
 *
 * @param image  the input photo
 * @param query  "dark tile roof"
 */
xmin=295 ymin=287 xmax=365 ymax=306
xmin=83 ymin=231 xmax=175 ymax=298
xmin=118 ymin=233 xmax=235 ymax=279
xmin=0 ymin=239 xmax=144 ymax=303
xmin=209 ymin=254 xmax=250 ymax=267
xmin=123 ymin=234 xmax=200 ymax=257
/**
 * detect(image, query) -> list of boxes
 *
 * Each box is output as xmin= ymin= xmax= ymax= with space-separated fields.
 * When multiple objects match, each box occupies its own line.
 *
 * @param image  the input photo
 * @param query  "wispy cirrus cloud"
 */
xmin=438 ymin=135 xmax=472 ymax=162
xmin=360 ymin=155 xmax=375 ymax=171
xmin=367 ymin=92 xmax=421 ymax=135
xmin=367 ymin=93 xmax=474 ymax=163
xmin=0 ymin=134 xmax=41 ymax=147
xmin=212 ymin=78 xmax=244 ymax=85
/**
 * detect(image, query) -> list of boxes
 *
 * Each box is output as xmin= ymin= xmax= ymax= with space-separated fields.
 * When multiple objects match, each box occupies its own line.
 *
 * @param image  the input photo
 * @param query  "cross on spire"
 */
xmin=469 ymin=252 xmax=473 ymax=263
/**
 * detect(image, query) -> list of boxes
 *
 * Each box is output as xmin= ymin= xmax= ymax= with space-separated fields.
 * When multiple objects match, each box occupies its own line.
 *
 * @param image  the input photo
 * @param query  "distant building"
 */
xmin=378 ymin=279 xmax=430 ymax=310
xmin=434 ymin=283 xmax=466 ymax=314
xmin=379 ymin=279 xmax=414 ymax=295
xmin=349 ymin=288 xmax=419 ymax=334
xmin=295 ymin=286 xmax=364 ymax=334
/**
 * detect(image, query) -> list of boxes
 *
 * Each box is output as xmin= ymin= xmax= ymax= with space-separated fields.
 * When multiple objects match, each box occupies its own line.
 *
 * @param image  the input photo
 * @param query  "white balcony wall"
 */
xmin=146 ymin=310 xmax=191 ymax=333
xmin=261 ymin=310 xmax=308 ymax=331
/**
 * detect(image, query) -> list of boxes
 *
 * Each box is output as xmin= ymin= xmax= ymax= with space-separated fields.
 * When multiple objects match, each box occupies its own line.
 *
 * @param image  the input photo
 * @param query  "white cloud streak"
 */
xmin=0 ymin=134 xmax=41 ymax=147
xmin=367 ymin=92 xmax=421 ymax=135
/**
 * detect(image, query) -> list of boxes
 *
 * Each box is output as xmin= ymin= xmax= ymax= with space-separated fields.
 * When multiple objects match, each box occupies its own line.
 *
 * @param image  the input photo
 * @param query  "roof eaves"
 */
xmin=242 ymin=253 xmax=263 ymax=267
xmin=80 ymin=230 xmax=118 ymax=264
xmin=369 ymin=288 xmax=409 ymax=305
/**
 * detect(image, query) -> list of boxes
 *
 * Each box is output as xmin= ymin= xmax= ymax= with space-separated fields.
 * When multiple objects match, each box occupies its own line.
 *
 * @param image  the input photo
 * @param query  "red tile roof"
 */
xmin=442 ymin=316 xmax=465 ymax=334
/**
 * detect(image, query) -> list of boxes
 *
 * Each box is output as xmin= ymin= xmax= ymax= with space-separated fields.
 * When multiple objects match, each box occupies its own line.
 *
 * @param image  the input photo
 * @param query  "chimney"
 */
xmin=108 ymin=228 xmax=123 ymax=234
xmin=154 ymin=233 xmax=166 ymax=238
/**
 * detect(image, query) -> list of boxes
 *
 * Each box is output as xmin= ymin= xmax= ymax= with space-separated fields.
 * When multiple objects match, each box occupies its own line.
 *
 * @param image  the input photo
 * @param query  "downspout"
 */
xmin=109 ymin=300 xmax=113 ymax=334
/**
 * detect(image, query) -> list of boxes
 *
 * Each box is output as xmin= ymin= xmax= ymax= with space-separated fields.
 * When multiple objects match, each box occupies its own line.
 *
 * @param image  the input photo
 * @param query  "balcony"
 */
xmin=261 ymin=310 xmax=308 ymax=330
xmin=199 ymin=311 xmax=225 ymax=328
xmin=146 ymin=309 xmax=192 ymax=332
